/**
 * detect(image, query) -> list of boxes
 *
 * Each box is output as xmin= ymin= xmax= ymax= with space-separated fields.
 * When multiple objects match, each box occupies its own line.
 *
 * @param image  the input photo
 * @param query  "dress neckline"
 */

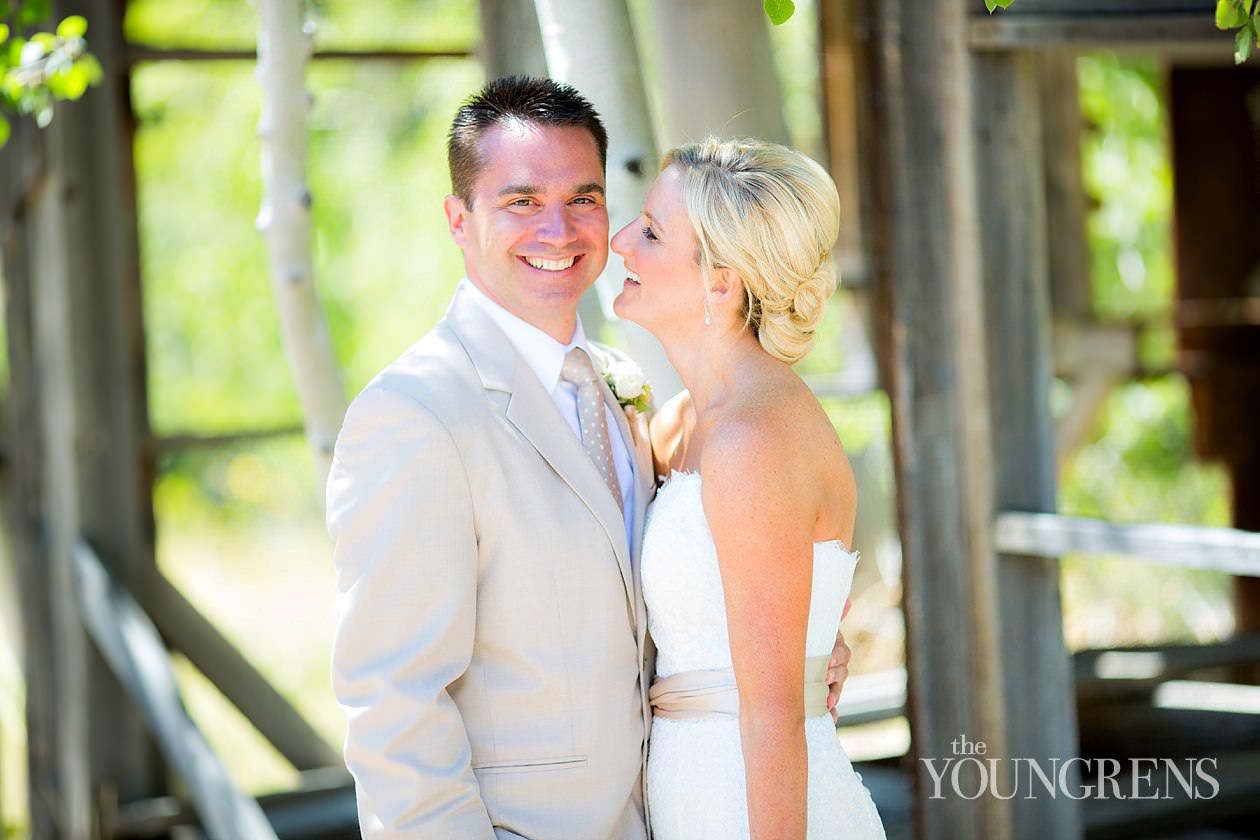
xmin=654 ymin=469 xmax=855 ymax=557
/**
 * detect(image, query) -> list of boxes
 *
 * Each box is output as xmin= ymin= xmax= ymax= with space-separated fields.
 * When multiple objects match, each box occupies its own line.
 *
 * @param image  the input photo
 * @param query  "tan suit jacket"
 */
xmin=328 ymin=288 xmax=656 ymax=839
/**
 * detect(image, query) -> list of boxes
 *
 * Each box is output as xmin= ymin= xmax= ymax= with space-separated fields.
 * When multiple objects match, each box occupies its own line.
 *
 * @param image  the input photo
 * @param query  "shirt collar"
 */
xmin=459 ymin=279 xmax=591 ymax=394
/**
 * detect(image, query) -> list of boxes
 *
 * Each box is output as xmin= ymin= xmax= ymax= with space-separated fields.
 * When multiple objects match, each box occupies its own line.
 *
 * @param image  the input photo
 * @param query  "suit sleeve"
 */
xmin=327 ymin=384 xmax=493 ymax=838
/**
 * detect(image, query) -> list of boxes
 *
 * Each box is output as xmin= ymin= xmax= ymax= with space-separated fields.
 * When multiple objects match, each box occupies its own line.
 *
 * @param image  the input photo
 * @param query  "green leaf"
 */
xmin=0 ymin=113 xmax=9 ymax=148
xmin=985 ymin=0 xmax=1018 ymax=11
xmin=1236 ymin=24 xmax=1252 ymax=63
xmin=17 ymin=0 xmax=51 ymax=27
xmin=1217 ymin=0 xmax=1249 ymax=29
xmin=764 ymin=0 xmax=795 ymax=26
xmin=56 ymin=15 xmax=87 ymax=40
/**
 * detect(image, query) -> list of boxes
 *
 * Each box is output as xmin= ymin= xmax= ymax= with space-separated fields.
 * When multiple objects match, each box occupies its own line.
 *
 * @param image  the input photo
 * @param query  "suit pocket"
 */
xmin=472 ymin=754 xmax=588 ymax=774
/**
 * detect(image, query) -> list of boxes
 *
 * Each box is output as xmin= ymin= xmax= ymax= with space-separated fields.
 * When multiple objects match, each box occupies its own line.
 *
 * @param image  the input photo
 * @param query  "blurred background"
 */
xmin=0 ymin=0 xmax=1249 ymax=837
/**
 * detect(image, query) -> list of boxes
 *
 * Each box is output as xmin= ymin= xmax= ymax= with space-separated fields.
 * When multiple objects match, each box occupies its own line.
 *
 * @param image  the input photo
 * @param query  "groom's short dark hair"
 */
xmin=447 ymin=75 xmax=609 ymax=206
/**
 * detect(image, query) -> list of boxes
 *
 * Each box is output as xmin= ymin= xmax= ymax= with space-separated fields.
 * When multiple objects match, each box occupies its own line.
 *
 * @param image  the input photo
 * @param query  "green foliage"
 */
xmin=984 ymin=0 xmax=1017 ymax=11
xmin=0 ymin=7 xmax=102 ymax=141
xmin=1216 ymin=0 xmax=1260 ymax=63
xmin=125 ymin=0 xmax=477 ymax=51
xmin=134 ymin=55 xmax=480 ymax=439
xmin=1058 ymin=54 xmax=1234 ymax=648
xmin=1078 ymin=54 xmax=1172 ymax=322
xmin=764 ymin=0 xmax=795 ymax=26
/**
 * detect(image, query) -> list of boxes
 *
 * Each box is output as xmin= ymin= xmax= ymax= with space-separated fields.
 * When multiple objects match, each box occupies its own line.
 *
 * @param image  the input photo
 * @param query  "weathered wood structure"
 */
xmin=2 ymin=0 xmax=1260 ymax=838
xmin=829 ymin=1 xmax=1260 ymax=838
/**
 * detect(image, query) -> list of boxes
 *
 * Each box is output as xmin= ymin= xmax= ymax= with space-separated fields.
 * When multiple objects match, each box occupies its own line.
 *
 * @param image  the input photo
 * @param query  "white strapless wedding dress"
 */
xmin=641 ymin=471 xmax=886 ymax=839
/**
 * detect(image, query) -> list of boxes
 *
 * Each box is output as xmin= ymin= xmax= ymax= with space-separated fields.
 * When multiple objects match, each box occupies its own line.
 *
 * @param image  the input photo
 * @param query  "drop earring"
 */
xmin=703 ymin=294 xmax=713 ymax=326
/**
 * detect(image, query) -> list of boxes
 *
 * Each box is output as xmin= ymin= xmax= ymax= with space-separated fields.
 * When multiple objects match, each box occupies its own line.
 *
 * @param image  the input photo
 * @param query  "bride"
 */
xmin=611 ymin=138 xmax=886 ymax=839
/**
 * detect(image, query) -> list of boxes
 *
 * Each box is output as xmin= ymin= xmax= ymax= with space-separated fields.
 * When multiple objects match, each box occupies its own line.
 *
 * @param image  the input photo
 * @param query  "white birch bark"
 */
xmin=256 ymin=0 xmax=347 ymax=492
xmin=642 ymin=0 xmax=790 ymax=149
xmin=479 ymin=0 xmax=549 ymax=80
xmin=534 ymin=0 xmax=683 ymax=400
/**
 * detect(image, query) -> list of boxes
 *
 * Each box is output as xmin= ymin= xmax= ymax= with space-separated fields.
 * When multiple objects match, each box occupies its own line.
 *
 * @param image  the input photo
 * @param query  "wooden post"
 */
xmin=1 ymin=0 xmax=166 ymax=834
xmin=1036 ymin=52 xmax=1092 ymax=321
xmin=819 ymin=0 xmax=870 ymax=282
xmin=973 ymin=45 xmax=1082 ymax=840
xmin=0 ymin=117 xmax=60 ymax=840
xmin=858 ymin=0 xmax=1007 ymax=835
xmin=858 ymin=0 xmax=1080 ymax=836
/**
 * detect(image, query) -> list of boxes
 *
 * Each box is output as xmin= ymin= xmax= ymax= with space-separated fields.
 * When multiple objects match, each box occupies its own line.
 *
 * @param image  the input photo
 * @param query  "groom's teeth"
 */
xmin=525 ymin=256 xmax=577 ymax=271
xmin=627 ymin=271 xmax=641 ymax=284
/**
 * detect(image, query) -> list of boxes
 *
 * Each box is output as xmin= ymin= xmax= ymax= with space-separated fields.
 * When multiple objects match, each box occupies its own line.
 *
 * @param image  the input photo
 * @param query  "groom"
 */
xmin=327 ymin=76 xmax=850 ymax=839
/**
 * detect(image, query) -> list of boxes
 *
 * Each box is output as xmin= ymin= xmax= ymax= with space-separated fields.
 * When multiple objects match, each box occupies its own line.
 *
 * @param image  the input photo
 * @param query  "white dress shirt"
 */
xmin=460 ymin=280 xmax=637 ymax=550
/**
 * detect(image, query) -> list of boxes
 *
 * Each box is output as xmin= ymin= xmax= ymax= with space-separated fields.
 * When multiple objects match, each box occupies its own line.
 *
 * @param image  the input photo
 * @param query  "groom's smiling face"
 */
xmin=444 ymin=121 xmax=609 ymax=343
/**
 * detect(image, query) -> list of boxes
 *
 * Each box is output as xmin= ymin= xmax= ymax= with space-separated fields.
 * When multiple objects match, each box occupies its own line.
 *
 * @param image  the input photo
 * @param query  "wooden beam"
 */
xmin=124 ymin=45 xmax=474 ymax=66
xmin=994 ymin=512 xmax=1260 ymax=575
xmin=970 ymin=14 xmax=1226 ymax=52
xmin=1074 ymin=636 xmax=1260 ymax=703
xmin=152 ymin=424 xmax=304 ymax=454
xmin=114 ymin=768 xmax=355 ymax=839
xmin=834 ymin=667 xmax=908 ymax=726
xmin=74 ymin=542 xmax=278 ymax=840
xmin=142 ymin=571 xmax=342 ymax=770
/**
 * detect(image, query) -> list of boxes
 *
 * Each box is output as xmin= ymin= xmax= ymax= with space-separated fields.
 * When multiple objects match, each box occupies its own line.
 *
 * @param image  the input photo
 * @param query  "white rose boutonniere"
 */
xmin=602 ymin=359 xmax=652 ymax=413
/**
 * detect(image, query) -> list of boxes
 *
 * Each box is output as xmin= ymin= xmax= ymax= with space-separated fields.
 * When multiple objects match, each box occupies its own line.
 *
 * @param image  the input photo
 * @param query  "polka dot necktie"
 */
xmin=561 ymin=347 xmax=624 ymax=512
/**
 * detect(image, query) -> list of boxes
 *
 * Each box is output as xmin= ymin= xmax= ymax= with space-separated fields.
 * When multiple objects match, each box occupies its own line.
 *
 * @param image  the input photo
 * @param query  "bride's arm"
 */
xmin=702 ymin=419 xmax=815 ymax=840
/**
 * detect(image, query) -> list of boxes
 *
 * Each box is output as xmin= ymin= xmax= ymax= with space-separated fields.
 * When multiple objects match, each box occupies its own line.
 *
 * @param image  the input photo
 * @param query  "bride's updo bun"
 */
xmin=662 ymin=137 xmax=841 ymax=364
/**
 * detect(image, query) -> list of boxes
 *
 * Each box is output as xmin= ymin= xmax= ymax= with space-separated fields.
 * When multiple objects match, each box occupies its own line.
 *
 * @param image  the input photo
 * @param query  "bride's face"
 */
xmin=610 ymin=166 xmax=706 ymax=335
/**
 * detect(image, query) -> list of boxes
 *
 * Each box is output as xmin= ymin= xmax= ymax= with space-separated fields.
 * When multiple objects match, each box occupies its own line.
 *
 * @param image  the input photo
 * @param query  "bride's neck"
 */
xmin=662 ymin=326 xmax=763 ymax=415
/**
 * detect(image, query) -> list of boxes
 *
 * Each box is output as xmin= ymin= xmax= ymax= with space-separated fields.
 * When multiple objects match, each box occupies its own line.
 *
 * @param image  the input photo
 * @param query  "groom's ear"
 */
xmin=444 ymin=194 xmax=469 ymax=246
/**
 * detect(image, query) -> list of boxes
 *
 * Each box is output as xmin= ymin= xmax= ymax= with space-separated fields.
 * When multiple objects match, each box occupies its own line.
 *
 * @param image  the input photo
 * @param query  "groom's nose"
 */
xmin=535 ymin=203 xmax=577 ymax=246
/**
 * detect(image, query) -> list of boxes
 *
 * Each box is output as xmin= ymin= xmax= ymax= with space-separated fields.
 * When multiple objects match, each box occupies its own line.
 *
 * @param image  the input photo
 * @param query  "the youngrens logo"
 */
xmin=921 ymin=736 xmax=1219 ymax=801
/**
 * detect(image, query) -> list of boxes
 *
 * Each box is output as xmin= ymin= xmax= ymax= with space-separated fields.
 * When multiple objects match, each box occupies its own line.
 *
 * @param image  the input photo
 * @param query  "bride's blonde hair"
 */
xmin=662 ymin=137 xmax=841 ymax=365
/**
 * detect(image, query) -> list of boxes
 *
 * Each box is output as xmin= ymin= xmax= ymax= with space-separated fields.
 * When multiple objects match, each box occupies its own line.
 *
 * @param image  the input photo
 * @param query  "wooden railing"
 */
xmin=74 ymin=542 xmax=281 ymax=840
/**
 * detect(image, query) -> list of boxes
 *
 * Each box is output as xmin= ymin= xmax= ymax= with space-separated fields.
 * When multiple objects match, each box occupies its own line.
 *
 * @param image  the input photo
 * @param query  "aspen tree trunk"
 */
xmin=257 ymin=0 xmax=347 ymax=491
xmin=642 ymin=0 xmax=789 ymax=149
xmin=479 ymin=0 xmax=549 ymax=80
xmin=533 ymin=0 xmax=683 ymax=399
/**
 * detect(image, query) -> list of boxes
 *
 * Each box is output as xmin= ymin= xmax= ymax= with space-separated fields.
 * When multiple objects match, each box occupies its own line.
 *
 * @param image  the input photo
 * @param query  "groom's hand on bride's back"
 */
xmin=826 ymin=598 xmax=853 ymax=722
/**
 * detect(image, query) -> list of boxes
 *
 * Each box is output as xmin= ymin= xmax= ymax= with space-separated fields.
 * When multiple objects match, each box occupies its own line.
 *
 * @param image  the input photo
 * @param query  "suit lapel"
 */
xmin=596 ymin=375 xmax=657 ymax=649
xmin=445 ymin=292 xmax=636 ymax=619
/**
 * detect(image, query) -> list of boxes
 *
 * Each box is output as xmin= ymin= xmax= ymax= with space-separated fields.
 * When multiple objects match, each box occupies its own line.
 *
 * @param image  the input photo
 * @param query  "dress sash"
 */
xmin=649 ymin=654 xmax=832 ymax=720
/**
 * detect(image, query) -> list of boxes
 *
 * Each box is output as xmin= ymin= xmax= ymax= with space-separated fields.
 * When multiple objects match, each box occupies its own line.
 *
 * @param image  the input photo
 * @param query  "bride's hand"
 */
xmin=826 ymin=598 xmax=853 ymax=722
